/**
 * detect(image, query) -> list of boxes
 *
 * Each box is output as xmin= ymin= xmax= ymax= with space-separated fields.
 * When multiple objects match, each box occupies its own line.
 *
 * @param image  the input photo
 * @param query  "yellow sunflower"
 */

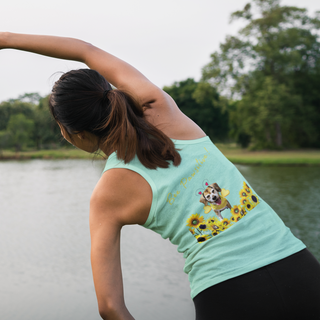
xmin=207 ymin=217 xmax=219 ymax=225
xmin=240 ymin=198 xmax=248 ymax=206
xmin=231 ymin=205 xmax=242 ymax=216
xmin=211 ymin=230 xmax=220 ymax=237
xmin=207 ymin=217 xmax=219 ymax=227
xmin=245 ymin=202 xmax=253 ymax=211
xmin=189 ymin=228 xmax=195 ymax=235
xmin=248 ymin=194 xmax=260 ymax=207
xmin=242 ymin=182 xmax=252 ymax=195
xmin=221 ymin=218 xmax=232 ymax=227
xmin=243 ymin=181 xmax=251 ymax=189
xmin=239 ymin=189 xmax=249 ymax=198
xmin=186 ymin=214 xmax=204 ymax=228
xmin=209 ymin=221 xmax=222 ymax=233
xmin=196 ymin=234 xmax=211 ymax=243
xmin=198 ymin=222 xmax=210 ymax=232
xmin=231 ymin=215 xmax=241 ymax=223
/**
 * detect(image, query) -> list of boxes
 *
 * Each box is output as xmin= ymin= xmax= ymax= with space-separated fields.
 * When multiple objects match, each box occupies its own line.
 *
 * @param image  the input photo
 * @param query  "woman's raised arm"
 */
xmin=0 ymin=32 xmax=166 ymax=106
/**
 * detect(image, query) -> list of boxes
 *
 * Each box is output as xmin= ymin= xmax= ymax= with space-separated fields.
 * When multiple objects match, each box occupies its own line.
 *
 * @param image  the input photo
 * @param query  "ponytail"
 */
xmin=99 ymin=90 xmax=181 ymax=169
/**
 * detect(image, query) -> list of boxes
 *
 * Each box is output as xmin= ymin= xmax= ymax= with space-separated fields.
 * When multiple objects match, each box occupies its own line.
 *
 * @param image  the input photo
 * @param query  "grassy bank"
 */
xmin=0 ymin=148 xmax=105 ymax=160
xmin=1 ymin=145 xmax=320 ymax=165
xmin=216 ymin=144 xmax=320 ymax=166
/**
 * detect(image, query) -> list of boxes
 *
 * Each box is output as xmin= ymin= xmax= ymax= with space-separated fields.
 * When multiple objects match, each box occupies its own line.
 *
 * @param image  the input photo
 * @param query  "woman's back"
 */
xmin=103 ymin=136 xmax=306 ymax=298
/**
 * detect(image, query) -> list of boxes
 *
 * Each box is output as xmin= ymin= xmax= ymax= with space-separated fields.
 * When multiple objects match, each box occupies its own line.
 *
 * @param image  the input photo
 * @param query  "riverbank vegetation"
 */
xmin=1 ymin=145 xmax=320 ymax=166
xmin=1 ymin=0 xmax=320 ymax=162
xmin=0 ymin=148 xmax=98 ymax=160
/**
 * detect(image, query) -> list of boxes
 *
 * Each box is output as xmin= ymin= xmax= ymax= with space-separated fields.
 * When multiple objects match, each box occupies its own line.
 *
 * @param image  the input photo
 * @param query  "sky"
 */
xmin=0 ymin=0 xmax=319 ymax=102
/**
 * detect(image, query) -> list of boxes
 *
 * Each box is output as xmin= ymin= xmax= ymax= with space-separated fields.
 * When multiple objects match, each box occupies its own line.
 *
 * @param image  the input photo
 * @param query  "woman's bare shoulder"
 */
xmin=90 ymin=168 xmax=152 ymax=226
xmin=145 ymin=91 xmax=207 ymax=140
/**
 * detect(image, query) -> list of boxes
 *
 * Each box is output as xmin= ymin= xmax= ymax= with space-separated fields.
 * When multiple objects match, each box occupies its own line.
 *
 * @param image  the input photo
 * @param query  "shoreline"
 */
xmin=0 ymin=149 xmax=105 ymax=161
xmin=1 ymin=147 xmax=320 ymax=166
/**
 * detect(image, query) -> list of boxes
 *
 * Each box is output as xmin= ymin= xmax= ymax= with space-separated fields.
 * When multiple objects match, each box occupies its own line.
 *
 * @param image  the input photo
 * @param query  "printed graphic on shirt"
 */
xmin=166 ymin=148 xmax=211 ymax=206
xmin=200 ymin=182 xmax=232 ymax=221
xmin=186 ymin=181 xmax=260 ymax=243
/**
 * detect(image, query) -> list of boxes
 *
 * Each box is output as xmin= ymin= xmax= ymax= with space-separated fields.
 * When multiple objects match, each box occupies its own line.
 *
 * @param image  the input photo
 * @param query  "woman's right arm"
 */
xmin=0 ymin=32 xmax=172 ymax=107
xmin=90 ymin=168 xmax=152 ymax=320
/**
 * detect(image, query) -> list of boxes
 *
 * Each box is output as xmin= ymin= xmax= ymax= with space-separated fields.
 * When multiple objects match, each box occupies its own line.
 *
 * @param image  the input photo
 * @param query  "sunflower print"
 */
xmin=240 ymin=208 xmax=246 ymax=217
xmin=242 ymin=183 xmax=252 ymax=195
xmin=206 ymin=218 xmax=229 ymax=236
xmin=189 ymin=181 xmax=260 ymax=244
xmin=244 ymin=202 xmax=253 ymax=211
xmin=186 ymin=214 xmax=204 ymax=228
xmin=198 ymin=223 xmax=210 ymax=231
xmin=209 ymin=222 xmax=221 ymax=231
xmin=221 ymin=218 xmax=232 ymax=227
xmin=231 ymin=215 xmax=241 ymax=223
xmin=196 ymin=234 xmax=211 ymax=243
xmin=231 ymin=205 xmax=242 ymax=216
xmin=248 ymin=194 xmax=260 ymax=207
xmin=243 ymin=182 xmax=250 ymax=189
xmin=208 ymin=221 xmax=222 ymax=233
xmin=211 ymin=229 xmax=221 ymax=237
xmin=207 ymin=218 xmax=218 ymax=225
xmin=240 ymin=198 xmax=248 ymax=206
xmin=239 ymin=189 xmax=249 ymax=198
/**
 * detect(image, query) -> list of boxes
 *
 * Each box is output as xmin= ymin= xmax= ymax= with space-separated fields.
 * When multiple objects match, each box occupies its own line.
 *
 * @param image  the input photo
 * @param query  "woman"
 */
xmin=1 ymin=32 xmax=320 ymax=320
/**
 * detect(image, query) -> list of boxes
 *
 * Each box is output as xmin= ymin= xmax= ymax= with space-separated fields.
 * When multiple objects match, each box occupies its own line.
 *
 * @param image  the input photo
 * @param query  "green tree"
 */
xmin=163 ymin=78 xmax=229 ymax=141
xmin=232 ymin=76 xmax=301 ymax=148
xmin=0 ymin=100 xmax=34 ymax=131
xmin=0 ymin=130 xmax=11 ymax=155
xmin=0 ymin=94 xmax=64 ymax=151
xmin=6 ymin=114 xmax=35 ymax=151
xmin=32 ymin=95 xmax=61 ymax=149
xmin=202 ymin=0 xmax=320 ymax=148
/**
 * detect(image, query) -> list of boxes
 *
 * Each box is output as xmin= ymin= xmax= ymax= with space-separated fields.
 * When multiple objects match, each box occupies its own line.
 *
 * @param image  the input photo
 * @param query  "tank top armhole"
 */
xmin=102 ymin=164 xmax=158 ymax=229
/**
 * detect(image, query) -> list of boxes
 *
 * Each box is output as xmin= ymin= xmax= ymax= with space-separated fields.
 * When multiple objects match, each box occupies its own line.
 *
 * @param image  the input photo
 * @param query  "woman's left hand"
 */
xmin=0 ymin=32 xmax=9 ymax=49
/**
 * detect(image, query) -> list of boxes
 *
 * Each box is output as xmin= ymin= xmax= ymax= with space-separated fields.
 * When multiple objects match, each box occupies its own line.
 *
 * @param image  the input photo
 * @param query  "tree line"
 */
xmin=0 ymin=93 xmax=64 ymax=152
xmin=1 ymin=0 xmax=320 ymax=151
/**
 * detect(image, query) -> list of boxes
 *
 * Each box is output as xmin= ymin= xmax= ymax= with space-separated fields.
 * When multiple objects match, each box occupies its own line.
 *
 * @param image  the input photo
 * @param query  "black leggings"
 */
xmin=193 ymin=249 xmax=320 ymax=320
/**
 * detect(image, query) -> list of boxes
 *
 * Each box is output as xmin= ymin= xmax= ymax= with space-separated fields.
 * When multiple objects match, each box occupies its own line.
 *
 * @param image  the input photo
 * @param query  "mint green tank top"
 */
xmin=103 ymin=136 xmax=305 ymax=298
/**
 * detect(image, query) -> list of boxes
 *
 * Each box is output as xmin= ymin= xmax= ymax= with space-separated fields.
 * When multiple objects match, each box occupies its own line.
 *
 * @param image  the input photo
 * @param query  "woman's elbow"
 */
xmin=98 ymin=304 xmax=114 ymax=320
xmin=98 ymin=300 xmax=129 ymax=320
xmin=98 ymin=308 xmax=110 ymax=320
xmin=98 ymin=299 xmax=114 ymax=320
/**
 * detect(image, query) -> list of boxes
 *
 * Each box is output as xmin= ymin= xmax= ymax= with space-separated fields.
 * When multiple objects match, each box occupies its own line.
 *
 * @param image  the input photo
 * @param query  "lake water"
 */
xmin=0 ymin=160 xmax=319 ymax=320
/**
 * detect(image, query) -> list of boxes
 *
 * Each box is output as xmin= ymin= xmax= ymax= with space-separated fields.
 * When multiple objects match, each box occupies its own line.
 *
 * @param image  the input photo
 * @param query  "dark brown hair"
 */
xmin=49 ymin=69 xmax=181 ymax=169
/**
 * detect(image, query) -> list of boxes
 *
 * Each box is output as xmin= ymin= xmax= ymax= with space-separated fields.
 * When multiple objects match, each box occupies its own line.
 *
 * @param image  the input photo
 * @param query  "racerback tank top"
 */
xmin=103 ymin=136 xmax=305 ymax=298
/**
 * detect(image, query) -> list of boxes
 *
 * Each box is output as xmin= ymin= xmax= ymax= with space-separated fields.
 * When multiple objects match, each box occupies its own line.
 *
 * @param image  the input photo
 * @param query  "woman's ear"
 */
xmin=77 ymin=132 xmax=86 ymax=140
